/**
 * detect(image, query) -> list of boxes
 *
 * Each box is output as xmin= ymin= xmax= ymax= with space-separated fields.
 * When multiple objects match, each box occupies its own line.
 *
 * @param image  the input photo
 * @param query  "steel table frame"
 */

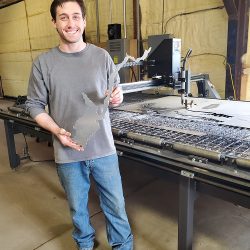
xmin=115 ymin=141 xmax=250 ymax=250
xmin=2 ymin=115 xmax=52 ymax=169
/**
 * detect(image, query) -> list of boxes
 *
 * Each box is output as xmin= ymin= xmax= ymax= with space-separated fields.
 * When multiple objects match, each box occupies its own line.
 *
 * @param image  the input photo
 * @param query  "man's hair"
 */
xmin=50 ymin=0 xmax=86 ymax=20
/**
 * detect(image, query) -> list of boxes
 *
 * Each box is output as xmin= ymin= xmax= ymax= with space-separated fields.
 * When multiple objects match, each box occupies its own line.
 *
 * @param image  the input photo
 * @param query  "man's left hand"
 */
xmin=109 ymin=86 xmax=123 ymax=107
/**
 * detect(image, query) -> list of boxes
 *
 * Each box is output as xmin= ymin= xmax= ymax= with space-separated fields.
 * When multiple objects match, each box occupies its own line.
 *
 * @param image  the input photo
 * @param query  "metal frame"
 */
xmin=116 ymin=141 xmax=250 ymax=250
xmin=121 ymin=73 xmax=220 ymax=98
xmin=0 ymin=112 xmax=52 ymax=169
xmin=178 ymin=172 xmax=196 ymax=250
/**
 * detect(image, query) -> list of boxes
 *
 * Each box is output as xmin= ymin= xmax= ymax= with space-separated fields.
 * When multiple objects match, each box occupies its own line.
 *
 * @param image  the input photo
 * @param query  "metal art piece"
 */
xmin=72 ymin=48 xmax=151 ymax=147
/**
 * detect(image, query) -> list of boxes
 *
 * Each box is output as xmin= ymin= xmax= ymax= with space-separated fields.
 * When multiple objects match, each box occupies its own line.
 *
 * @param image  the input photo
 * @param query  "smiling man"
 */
xmin=25 ymin=0 xmax=133 ymax=250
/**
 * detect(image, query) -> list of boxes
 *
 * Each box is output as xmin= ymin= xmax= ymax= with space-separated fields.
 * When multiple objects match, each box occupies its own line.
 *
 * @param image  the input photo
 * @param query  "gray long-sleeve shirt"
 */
xmin=26 ymin=44 xmax=119 ymax=163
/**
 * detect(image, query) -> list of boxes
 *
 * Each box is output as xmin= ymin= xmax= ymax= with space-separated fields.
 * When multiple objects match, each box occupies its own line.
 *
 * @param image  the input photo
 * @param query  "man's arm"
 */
xmin=26 ymin=60 xmax=83 ymax=152
xmin=35 ymin=112 xmax=84 ymax=151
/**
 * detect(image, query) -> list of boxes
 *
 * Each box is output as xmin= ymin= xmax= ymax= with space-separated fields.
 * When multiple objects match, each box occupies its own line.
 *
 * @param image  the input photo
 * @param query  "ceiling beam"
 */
xmin=223 ymin=0 xmax=238 ymax=20
xmin=0 ymin=0 xmax=23 ymax=9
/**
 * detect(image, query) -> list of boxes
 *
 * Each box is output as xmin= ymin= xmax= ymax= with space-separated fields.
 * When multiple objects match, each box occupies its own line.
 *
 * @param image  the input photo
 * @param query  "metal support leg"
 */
xmin=4 ymin=120 xmax=20 ymax=169
xmin=178 ymin=171 xmax=197 ymax=250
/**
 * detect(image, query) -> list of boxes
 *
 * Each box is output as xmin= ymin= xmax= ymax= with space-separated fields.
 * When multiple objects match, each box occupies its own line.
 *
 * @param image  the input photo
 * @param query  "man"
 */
xmin=25 ymin=0 xmax=133 ymax=249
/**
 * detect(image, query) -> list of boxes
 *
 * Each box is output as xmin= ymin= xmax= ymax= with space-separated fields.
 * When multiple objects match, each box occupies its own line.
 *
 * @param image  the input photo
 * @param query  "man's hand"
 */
xmin=56 ymin=128 xmax=84 ymax=151
xmin=109 ymin=86 xmax=123 ymax=107
xmin=34 ymin=113 xmax=84 ymax=152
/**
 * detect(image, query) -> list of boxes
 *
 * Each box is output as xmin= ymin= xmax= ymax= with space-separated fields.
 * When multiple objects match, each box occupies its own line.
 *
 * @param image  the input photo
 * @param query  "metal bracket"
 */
xmin=117 ymin=150 xmax=124 ymax=156
xmin=188 ymin=155 xmax=208 ymax=164
xmin=181 ymin=170 xmax=194 ymax=178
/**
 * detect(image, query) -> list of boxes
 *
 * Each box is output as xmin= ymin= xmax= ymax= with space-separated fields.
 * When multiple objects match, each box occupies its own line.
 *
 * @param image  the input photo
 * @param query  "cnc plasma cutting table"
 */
xmin=111 ymin=95 xmax=250 ymax=249
xmin=0 ymin=95 xmax=250 ymax=250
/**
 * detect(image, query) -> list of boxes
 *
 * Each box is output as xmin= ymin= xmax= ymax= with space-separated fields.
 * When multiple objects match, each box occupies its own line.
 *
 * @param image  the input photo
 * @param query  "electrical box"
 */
xmin=148 ymin=34 xmax=173 ymax=55
xmin=147 ymin=36 xmax=181 ymax=83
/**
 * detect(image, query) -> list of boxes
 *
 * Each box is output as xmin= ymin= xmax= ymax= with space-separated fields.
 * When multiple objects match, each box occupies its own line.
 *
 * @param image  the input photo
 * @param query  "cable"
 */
xmin=226 ymin=62 xmax=237 ymax=100
xmin=161 ymin=0 xmax=165 ymax=34
xmin=29 ymin=158 xmax=54 ymax=163
xmin=22 ymin=132 xmax=29 ymax=153
xmin=23 ymin=0 xmax=33 ymax=62
xmin=190 ymin=52 xmax=226 ymax=60
xmin=189 ymin=53 xmax=237 ymax=100
xmin=109 ymin=0 xmax=113 ymax=24
xmin=164 ymin=6 xmax=224 ymax=33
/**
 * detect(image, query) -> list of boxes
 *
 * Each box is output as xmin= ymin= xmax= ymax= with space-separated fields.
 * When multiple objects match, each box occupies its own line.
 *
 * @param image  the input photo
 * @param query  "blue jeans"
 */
xmin=56 ymin=154 xmax=133 ymax=250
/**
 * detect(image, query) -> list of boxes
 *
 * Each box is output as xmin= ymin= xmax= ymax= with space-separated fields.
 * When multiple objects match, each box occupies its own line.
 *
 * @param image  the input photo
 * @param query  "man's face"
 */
xmin=53 ymin=1 xmax=86 ymax=44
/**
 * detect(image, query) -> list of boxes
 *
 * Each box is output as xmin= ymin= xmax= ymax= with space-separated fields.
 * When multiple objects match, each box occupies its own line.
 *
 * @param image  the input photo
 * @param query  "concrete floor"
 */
xmin=0 ymin=99 xmax=250 ymax=250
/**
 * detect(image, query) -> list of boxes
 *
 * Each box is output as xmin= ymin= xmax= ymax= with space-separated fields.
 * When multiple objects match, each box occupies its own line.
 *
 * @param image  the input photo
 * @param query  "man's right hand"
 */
xmin=56 ymin=128 xmax=84 ymax=151
xmin=34 ymin=113 xmax=84 ymax=152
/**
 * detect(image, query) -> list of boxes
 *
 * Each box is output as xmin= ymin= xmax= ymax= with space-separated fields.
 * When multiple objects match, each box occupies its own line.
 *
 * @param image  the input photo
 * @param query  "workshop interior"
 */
xmin=0 ymin=0 xmax=250 ymax=250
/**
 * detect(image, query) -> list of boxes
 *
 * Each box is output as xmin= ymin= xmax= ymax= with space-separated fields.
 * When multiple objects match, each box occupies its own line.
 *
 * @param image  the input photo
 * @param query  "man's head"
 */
xmin=50 ymin=0 xmax=86 ymax=47
xmin=50 ymin=0 xmax=86 ymax=21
